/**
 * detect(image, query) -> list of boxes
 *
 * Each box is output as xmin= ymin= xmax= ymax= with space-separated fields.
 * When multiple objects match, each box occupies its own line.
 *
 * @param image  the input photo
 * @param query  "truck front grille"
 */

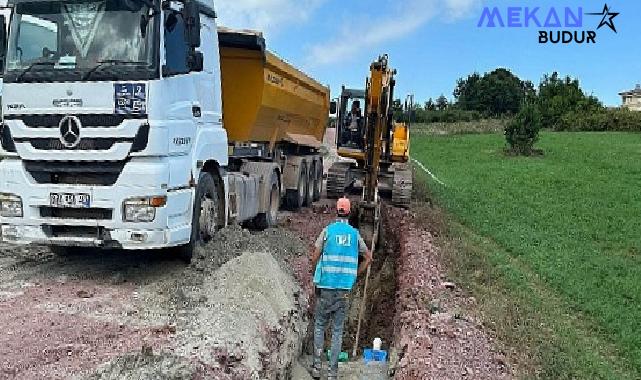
xmin=5 ymin=114 xmax=135 ymax=128
xmin=29 ymin=138 xmax=119 ymax=151
xmin=40 ymin=207 xmax=113 ymax=221
xmin=25 ymin=161 xmax=126 ymax=186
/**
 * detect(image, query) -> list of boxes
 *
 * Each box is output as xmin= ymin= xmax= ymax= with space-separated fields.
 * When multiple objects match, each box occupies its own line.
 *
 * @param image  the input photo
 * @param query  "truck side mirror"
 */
xmin=330 ymin=101 xmax=337 ymax=115
xmin=183 ymin=1 xmax=201 ymax=48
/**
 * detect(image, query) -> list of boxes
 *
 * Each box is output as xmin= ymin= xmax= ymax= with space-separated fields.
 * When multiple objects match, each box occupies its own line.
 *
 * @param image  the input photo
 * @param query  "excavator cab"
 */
xmin=335 ymin=88 xmax=367 ymax=155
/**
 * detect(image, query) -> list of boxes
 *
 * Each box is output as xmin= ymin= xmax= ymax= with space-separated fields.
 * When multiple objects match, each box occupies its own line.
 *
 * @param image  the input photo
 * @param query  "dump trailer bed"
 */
xmin=218 ymin=28 xmax=330 ymax=213
xmin=219 ymin=28 xmax=330 ymax=149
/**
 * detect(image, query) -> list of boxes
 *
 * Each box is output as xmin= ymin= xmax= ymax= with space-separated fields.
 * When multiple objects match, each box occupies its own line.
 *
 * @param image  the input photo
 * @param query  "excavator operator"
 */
xmin=343 ymin=100 xmax=363 ymax=149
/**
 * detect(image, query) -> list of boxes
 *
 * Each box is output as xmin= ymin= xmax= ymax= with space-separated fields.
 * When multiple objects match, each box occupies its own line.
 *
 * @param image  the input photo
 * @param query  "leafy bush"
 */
xmin=558 ymin=108 xmax=641 ymax=132
xmin=413 ymin=109 xmax=483 ymax=123
xmin=504 ymin=103 xmax=542 ymax=155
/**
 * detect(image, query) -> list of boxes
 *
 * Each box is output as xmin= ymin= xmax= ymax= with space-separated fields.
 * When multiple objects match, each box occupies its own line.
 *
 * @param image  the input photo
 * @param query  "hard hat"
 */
xmin=337 ymin=197 xmax=351 ymax=215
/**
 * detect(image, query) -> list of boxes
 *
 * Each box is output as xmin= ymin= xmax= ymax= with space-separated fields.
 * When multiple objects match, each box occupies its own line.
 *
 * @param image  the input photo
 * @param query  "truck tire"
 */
xmin=304 ymin=161 xmax=315 ymax=206
xmin=286 ymin=162 xmax=307 ymax=210
xmin=253 ymin=170 xmax=280 ymax=230
xmin=313 ymin=159 xmax=323 ymax=201
xmin=177 ymin=172 xmax=222 ymax=263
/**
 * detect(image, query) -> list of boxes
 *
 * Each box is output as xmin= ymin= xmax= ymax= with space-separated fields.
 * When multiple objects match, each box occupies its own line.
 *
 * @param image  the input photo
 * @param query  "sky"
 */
xmin=216 ymin=0 xmax=641 ymax=107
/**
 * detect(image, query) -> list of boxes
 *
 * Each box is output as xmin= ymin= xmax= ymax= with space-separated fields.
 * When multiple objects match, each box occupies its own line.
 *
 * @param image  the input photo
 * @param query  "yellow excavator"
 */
xmin=327 ymin=54 xmax=412 ymax=242
xmin=328 ymin=56 xmax=413 ymax=353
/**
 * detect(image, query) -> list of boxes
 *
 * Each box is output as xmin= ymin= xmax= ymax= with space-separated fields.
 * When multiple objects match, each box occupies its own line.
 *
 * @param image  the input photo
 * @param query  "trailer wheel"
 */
xmin=304 ymin=161 xmax=315 ymax=206
xmin=178 ymin=172 xmax=222 ymax=263
xmin=253 ymin=170 xmax=280 ymax=230
xmin=313 ymin=160 xmax=323 ymax=201
xmin=286 ymin=162 xmax=307 ymax=210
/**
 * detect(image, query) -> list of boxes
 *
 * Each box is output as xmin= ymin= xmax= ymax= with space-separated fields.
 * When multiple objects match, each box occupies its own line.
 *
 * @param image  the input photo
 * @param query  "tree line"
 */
xmin=403 ymin=68 xmax=641 ymax=133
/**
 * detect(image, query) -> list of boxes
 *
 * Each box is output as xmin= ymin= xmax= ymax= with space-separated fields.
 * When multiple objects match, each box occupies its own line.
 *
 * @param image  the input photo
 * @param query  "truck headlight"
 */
xmin=0 ymin=193 xmax=23 ymax=217
xmin=123 ymin=196 xmax=166 ymax=223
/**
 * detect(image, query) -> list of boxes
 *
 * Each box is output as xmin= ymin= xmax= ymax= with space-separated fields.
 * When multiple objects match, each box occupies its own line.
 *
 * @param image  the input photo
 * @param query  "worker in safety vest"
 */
xmin=310 ymin=197 xmax=372 ymax=380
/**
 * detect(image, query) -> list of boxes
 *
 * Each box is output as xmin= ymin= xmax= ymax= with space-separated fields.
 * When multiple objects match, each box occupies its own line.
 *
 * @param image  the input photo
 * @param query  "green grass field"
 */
xmin=411 ymin=132 xmax=641 ymax=379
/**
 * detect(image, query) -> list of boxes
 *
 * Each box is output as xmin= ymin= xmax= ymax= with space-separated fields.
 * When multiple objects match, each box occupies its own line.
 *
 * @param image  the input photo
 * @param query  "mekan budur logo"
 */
xmin=478 ymin=3 xmax=619 ymax=44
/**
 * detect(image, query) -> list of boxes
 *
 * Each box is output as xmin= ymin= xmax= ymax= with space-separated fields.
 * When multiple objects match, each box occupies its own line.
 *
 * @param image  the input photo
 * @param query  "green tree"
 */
xmin=454 ymin=68 xmax=534 ymax=116
xmin=537 ymin=72 xmax=603 ymax=130
xmin=436 ymin=95 xmax=449 ymax=110
xmin=424 ymin=98 xmax=435 ymax=111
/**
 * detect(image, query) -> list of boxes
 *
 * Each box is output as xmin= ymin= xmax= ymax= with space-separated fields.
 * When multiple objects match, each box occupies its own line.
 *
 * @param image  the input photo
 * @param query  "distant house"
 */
xmin=619 ymin=84 xmax=641 ymax=111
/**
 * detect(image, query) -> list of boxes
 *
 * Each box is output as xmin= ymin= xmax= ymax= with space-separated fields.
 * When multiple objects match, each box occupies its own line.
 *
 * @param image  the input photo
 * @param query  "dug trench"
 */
xmin=286 ymin=196 xmax=514 ymax=379
xmin=282 ymin=201 xmax=399 ymax=379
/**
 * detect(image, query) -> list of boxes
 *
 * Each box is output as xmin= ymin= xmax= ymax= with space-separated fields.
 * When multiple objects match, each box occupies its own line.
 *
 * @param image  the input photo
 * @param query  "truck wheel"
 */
xmin=304 ymin=161 xmax=315 ymax=206
xmin=178 ymin=172 xmax=222 ymax=263
xmin=313 ymin=160 xmax=323 ymax=201
xmin=253 ymin=171 xmax=280 ymax=230
xmin=286 ymin=163 xmax=306 ymax=210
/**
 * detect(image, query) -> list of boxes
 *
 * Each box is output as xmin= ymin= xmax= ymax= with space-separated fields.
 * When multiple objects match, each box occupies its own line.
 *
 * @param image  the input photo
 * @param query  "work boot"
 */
xmin=311 ymin=349 xmax=322 ymax=379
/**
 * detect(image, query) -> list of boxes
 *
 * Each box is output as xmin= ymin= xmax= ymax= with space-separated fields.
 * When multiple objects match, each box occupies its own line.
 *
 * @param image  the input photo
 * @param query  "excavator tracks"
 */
xmin=391 ymin=163 xmax=412 ymax=208
xmin=326 ymin=162 xmax=352 ymax=199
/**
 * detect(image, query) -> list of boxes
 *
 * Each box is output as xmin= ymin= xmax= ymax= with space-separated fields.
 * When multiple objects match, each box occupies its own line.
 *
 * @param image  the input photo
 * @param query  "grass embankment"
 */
xmin=412 ymin=118 xmax=510 ymax=136
xmin=411 ymin=132 xmax=641 ymax=379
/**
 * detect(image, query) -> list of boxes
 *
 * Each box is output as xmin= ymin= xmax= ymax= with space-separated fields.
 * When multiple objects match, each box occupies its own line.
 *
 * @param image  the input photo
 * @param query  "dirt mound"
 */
xmin=83 ymin=226 xmax=310 ymax=379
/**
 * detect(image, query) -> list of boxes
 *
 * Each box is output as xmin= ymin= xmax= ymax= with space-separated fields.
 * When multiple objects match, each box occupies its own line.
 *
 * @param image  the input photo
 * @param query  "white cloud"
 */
xmin=305 ymin=0 xmax=480 ymax=67
xmin=215 ymin=0 xmax=325 ymax=36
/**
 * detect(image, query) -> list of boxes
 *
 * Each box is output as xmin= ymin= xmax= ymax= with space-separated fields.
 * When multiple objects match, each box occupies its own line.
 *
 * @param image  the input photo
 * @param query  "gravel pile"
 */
xmin=85 ymin=351 xmax=196 ymax=380
xmin=86 ymin=226 xmax=310 ymax=379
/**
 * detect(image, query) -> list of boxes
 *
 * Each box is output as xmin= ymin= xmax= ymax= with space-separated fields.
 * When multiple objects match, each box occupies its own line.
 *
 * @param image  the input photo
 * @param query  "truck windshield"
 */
xmin=4 ymin=0 xmax=158 ymax=82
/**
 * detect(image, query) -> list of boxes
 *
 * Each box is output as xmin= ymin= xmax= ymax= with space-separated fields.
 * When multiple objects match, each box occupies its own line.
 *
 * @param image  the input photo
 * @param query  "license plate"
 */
xmin=50 ymin=193 xmax=91 ymax=208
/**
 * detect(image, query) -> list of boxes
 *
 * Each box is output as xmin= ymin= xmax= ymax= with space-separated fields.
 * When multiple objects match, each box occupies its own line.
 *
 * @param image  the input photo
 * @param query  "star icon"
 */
xmin=587 ymin=4 xmax=620 ymax=33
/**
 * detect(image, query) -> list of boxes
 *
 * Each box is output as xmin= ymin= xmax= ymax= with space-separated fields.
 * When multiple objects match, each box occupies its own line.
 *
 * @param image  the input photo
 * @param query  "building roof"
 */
xmin=620 ymin=84 xmax=641 ymax=96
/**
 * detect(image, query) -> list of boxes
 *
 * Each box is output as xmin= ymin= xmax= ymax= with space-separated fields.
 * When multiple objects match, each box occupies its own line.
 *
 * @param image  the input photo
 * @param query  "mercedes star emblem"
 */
xmin=59 ymin=115 xmax=82 ymax=148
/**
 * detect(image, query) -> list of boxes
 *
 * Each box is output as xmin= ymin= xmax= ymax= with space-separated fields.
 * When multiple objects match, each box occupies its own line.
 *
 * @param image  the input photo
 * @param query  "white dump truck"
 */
xmin=0 ymin=0 xmax=329 ymax=260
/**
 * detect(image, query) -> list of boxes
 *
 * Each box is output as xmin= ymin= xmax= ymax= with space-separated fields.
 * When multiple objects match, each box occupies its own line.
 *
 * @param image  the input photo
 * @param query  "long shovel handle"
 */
xmin=352 ymin=219 xmax=380 ymax=358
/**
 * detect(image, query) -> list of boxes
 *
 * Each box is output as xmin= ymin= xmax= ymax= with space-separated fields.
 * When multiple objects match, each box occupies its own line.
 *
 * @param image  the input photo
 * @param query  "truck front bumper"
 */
xmin=0 ymin=224 xmax=181 ymax=250
xmin=0 ymin=158 xmax=194 ymax=250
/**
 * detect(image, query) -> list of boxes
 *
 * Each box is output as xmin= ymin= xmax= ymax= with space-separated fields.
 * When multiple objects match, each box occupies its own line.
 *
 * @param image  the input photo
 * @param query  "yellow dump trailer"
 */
xmin=219 ymin=28 xmax=329 ymax=148
xmin=218 ymin=28 xmax=330 ymax=212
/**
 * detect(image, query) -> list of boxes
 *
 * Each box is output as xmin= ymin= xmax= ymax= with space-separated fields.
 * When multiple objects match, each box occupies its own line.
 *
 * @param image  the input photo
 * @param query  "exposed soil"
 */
xmin=388 ymin=205 xmax=514 ymax=380
xmin=0 ymin=226 xmax=311 ymax=380
xmin=1 ymin=163 xmax=513 ymax=380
